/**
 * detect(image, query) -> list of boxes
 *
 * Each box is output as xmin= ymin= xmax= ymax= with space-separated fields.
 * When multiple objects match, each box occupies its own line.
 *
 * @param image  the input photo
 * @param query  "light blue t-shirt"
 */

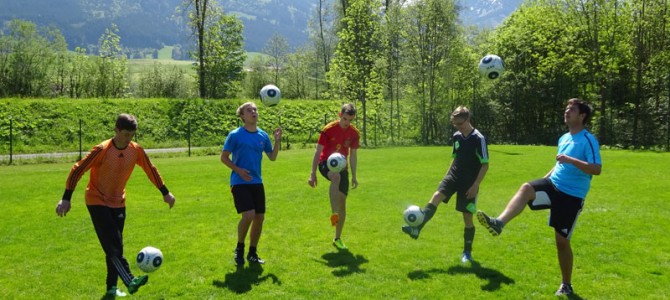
xmin=222 ymin=127 xmax=273 ymax=186
xmin=550 ymin=129 xmax=602 ymax=199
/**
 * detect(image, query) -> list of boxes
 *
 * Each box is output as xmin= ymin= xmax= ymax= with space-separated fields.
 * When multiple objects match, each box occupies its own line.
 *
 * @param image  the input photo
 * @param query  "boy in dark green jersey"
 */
xmin=402 ymin=106 xmax=489 ymax=264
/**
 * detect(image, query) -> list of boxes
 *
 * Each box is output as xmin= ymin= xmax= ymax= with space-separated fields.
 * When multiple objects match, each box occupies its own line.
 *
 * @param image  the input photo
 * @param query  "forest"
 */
xmin=0 ymin=0 xmax=669 ymax=151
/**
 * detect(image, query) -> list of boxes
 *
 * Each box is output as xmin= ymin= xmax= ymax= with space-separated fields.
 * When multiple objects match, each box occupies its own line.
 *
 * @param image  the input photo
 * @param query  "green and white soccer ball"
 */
xmin=137 ymin=246 xmax=163 ymax=273
xmin=478 ymin=54 xmax=504 ymax=80
xmin=259 ymin=84 xmax=281 ymax=107
xmin=403 ymin=205 xmax=425 ymax=227
xmin=327 ymin=152 xmax=347 ymax=173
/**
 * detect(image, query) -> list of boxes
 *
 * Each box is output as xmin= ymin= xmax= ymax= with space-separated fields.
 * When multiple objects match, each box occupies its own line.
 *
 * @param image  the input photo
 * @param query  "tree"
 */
xmin=402 ymin=0 xmax=460 ymax=144
xmin=201 ymin=13 xmax=246 ymax=98
xmin=308 ymin=0 xmax=338 ymax=98
xmin=328 ymin=0 xmax=383 ymax=146
xmin=96 ymin=23 xmax=127 ymax=98
xmin=0 ymin=19 xmax=61 ymax=97
xmin=263 ymin=33 xmax=289 ymax=85
xmin=183 ymin=0 xmax=245 ymax=98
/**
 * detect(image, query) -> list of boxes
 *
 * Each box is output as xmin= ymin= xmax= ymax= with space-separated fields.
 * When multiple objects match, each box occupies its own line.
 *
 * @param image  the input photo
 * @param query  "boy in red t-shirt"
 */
xmin=308 ymin=104 xmax=359 ymax=250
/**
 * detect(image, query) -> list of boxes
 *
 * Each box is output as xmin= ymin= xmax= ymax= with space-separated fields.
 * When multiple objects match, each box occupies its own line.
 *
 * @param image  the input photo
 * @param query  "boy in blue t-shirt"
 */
xmin=477 ymin=98 xmax=602 ymax=296
xmin=221 ymin=102 xmax=282 ymax=266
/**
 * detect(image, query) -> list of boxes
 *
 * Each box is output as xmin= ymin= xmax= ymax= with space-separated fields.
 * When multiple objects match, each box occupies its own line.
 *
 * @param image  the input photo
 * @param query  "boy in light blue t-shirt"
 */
xmin=477 ymin=98 xmax=602 ymax=297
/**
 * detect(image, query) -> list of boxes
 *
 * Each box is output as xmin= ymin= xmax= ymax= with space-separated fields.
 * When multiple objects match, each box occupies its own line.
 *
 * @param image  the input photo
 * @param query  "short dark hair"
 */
xmin=567 ymin=98 xmax=593 ymax=125
xmin=115 ymin=114 xmax=138 ymax=131
xmin=341 ymin=103 xmax=356 ymax=116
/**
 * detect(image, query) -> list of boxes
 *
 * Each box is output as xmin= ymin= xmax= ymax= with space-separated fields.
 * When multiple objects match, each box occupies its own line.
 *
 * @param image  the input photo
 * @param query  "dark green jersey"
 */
xmin=447 ymin=129 xmax=489 ymax=182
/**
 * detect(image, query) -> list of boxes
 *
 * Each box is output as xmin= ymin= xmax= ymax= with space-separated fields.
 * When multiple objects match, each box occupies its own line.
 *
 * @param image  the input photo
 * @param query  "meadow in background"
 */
xmin=0 ymin=146 xmax=668 ymax=299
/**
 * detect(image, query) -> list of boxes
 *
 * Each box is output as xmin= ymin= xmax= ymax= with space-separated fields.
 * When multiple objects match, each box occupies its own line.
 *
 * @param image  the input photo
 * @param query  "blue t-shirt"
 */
xmin=550 ymin=129 xmax=602 ymax=199
xmin=222 ymin=127 xmax=273 ymax=186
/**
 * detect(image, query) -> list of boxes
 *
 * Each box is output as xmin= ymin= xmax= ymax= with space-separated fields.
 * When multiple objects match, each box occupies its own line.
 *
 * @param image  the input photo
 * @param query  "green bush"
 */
xmin=0 ymin=98 xmax=344 ymax=154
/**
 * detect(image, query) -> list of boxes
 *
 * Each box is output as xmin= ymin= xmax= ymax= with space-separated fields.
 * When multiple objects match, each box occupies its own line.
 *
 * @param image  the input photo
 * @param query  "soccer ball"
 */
xmin=136 ymin=246 xmax=163 ymax=273
xmin=403 ymin=205 xmax=425 ymax=227
xmin=259 ymin=84 xmax=281 ymax=106
xmin=478 ymin=54 xmax=504 ymax=79
xmin=327 ymin=152 xmax=347 ymax=173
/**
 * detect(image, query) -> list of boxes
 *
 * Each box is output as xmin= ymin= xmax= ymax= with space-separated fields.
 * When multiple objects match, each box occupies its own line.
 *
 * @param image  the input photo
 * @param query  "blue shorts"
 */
xmin=528 ymin=178 xmax=584 ymax=239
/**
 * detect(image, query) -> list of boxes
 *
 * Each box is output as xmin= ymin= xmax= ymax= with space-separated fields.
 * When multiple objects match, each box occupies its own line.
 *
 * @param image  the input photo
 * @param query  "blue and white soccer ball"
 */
xmin=259 ymin=84 xmax=281 ymax=107
xmin=327 ymin=152 xmax=347 ymax=173
xmin=137 ymin=246 xmax=163 ymax=273
xmin=478 ymin=54 xmax=504 ymax=79
xmin=403 ymin=205 xmax=425 ymax=227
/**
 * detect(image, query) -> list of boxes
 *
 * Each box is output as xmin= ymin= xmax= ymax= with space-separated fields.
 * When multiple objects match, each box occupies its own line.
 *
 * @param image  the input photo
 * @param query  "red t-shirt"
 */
xmin=317 ymin=120 xmax=360 ymax=162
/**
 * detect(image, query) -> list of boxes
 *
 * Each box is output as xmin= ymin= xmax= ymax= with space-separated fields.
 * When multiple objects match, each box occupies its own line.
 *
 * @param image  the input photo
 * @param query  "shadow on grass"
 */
xmin=489 ymin=149 xmax=523 ymax=156
xmin=318 ymin=248 xmax=368 ymax=277
xmin=212 ymin=263 xmax=281 ymax=294
xmin=562 ymin=293 xmax=586 ymax=300
xmin=408 ymin=261 xmax=515 ymax=291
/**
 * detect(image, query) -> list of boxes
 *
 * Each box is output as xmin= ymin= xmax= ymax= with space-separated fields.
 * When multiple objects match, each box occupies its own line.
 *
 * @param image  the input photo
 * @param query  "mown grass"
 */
xmin=0 ymin=146 xmax=668 ymax=299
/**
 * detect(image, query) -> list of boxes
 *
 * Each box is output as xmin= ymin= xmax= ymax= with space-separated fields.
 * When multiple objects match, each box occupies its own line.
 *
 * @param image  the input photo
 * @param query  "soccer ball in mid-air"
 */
xmin=137 ymin=246 xmax=163 ymax=273
xmin=259 ymin=84 xmax=281 ymax=107
xmin=478 ymin=54 xmax=504 ymax=79
xmin=327 ymin=152 xmax=347 ymax=173
xmin=403 ymin=205 xmax=425 ymax=227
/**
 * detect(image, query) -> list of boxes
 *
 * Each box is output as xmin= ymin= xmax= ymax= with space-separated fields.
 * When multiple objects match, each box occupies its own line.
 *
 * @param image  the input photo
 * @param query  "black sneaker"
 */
xmin=477 ymin=211 xmax=503 ymax=236
xmin=555 ymin=283 xmax=574 ymax=296
xmin=247 ymin=253 xmax=265 ymax=264
xmin=401 ymin=225 xmax=421 ymax=239
xmin=234 ymin=248 xmax=245 ymax=266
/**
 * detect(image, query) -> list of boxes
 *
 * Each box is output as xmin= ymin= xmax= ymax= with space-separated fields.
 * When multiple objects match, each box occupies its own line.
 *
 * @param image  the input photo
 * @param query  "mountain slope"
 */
xmin=0 ymin=0 xmax=521 ymax=52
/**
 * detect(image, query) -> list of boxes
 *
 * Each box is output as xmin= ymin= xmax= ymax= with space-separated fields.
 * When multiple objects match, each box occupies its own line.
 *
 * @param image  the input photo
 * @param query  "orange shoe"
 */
xmin=330 ymin=213 xmax=339 ymax=226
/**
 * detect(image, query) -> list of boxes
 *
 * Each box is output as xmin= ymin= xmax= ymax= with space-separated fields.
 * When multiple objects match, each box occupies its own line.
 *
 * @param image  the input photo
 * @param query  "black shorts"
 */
xmin=318 ymin=160 xmax=349 ymax=195
xmin=528 ymin=178 xmax=584 ymax=239
xmin=231 ymin=184 xmax=266 ymax=214
xmin=437 ymin=176 xmax=477 ymax=214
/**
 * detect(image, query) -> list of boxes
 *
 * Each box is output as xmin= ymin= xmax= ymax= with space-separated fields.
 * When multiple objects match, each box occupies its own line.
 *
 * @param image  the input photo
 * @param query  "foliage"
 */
xmin=328 ymin=0 xmax=384 ymax=146
xmin=0 ymin=98 xmax=347 ymax=155
xmin=262 ymin=33 xmax=290 ymax=85
xmin=200 ymin=13 xmax=246 ymax=98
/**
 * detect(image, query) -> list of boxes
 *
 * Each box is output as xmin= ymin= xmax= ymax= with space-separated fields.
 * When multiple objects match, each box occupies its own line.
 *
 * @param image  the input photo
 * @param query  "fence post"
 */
xmin=188 ymin=118 xmax=191 ymax=157
xmin=79 ymin=119 xmax=82 ymax=161
xmin=9 ymin=116 xmax=12 ymax=165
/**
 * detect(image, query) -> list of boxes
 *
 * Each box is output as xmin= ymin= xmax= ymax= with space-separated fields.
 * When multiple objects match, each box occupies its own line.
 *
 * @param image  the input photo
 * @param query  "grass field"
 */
xmin=0 ymin=146 xmax=668 ymax=299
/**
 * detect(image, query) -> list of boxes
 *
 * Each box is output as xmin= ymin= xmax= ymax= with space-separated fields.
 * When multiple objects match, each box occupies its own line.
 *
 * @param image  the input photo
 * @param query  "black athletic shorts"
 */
xmin=318 ymin=160 xmax=349 ymax=196
xmin=231 ymin=184 xmax=266 ymax=214
xmin=528 ymin=178 xmax=584 ymax=239
xmin=437 ymin=176 xmax=477 ymax=214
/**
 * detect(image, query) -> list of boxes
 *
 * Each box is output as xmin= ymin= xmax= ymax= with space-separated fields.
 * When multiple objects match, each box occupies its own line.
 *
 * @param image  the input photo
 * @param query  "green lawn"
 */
xmin=0 ymin=146 xmax=668 ymax=299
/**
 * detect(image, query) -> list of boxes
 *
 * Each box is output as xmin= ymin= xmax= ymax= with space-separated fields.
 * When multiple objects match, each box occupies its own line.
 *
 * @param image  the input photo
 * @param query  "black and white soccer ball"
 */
xmin=478 ymin=54 xmax=504 ymax=80
xmin=327 ymin=152 xmax=347 ymax=173
xmin=137 ymin=246 xmax=163 ymax=273
xmin=403 ymin=205 xmax=425 ymax=227
xmin=259 ymin=84 xmax=281 ymax=107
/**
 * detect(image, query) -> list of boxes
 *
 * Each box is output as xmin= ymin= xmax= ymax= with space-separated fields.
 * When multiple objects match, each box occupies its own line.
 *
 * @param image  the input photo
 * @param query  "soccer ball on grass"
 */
xmin=327 ymin=152 xmax=347 ymax=173
xmin=259 ymin=84 xmax=281 ymax=106
xmin=137 ymin=246 xmax=163 ymax=273
xmin=403 ymin=205 xmax=425 ymax=227
xmin=478 ymin=54 xmax=504 ymax=80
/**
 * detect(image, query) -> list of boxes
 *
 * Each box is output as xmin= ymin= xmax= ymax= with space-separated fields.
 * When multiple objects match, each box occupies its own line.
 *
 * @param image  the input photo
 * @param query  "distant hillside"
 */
xmin=0 ymin=0 xmax=521 ymax=53
xmin=457 ymin=0 xmax=525 ymax=28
